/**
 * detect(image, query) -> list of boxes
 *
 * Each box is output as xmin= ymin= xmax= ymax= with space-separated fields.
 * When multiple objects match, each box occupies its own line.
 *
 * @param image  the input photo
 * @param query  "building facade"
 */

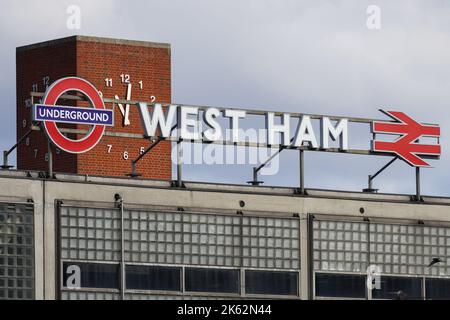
xmin=1 ymin=170 xmax=450 ymax=300
xmin=3 ymin=35 xmax=448 ymax=301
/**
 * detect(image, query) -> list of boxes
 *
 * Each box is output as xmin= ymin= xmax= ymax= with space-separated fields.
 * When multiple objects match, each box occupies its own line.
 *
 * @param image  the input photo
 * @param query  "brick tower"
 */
xmin=16 ymin=35 xmax=172 ymax=180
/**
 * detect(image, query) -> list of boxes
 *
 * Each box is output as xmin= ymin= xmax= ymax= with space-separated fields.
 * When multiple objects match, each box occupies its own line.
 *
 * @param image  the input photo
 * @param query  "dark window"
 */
xmin=372 ymin=276 xmax=422 ymax=300
xmin=185 ymin=268 xmax=239 ymax=293
xmin=245 ymin=270 xmax=298 ymax=296
xmin=315 ymin=273 xmax=366 ymax=298
xmin=126 ymin=265 xmax=181 ymax=291
xmin=62 ymin=262 xmax=119 ymax=289
xmin=426 ymin=278 xmax=450 ymax=300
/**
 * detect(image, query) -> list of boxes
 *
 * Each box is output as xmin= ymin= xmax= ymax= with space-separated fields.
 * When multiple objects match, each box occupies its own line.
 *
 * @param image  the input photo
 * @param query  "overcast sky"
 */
xmin=1 ymin=0 xmax=450 ymax=196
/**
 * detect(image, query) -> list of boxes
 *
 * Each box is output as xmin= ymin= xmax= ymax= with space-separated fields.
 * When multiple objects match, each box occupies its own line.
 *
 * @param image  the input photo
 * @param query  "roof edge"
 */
xmin=16 ymin=35 xmax=171 ymax=52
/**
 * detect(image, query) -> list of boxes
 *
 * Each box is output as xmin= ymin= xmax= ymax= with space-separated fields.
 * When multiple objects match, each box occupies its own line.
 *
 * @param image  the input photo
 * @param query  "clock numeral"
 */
xmin=32 ymin=83 xmax=38 ymax=92
xmin=123 ymin=151 xmax=129 ymax=160
xmin=107 ymin=144 xmax=112 ymax=154
xmin=140 ymin=147 xmax=145 ymax=155
xmin=25 ymin=137 xmax=30 ymax=146
xmin=138 ymin=81 xmax=143 ymax=90
xmin=25 ymin=99 xmax=32 ymax=108
xmin=22 ymin=119 xmax=27 ymax=128
xmin=56 ymin=148 xmax=61 ymax=155
xmin=33 ymin=149 xmax=38 ymax=159
xmin=44 ymin=153 xmax=49 ymax=162
xmin=150 ymin=96 xmax=156 ymax=103
xmin=120 ymin=74 xmax=130 ymax=84
xmin=98 ymin=91 xmax=103 ymax=98
xmin=42 ymin=76 xmax=50 ymax=89
xmin=105 ymin=78 xmax=113 ymax=87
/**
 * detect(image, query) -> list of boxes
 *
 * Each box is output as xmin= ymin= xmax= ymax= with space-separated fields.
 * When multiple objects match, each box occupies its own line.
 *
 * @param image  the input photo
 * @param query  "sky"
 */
xmin=0 ymin=0 xmax=450 ymax=196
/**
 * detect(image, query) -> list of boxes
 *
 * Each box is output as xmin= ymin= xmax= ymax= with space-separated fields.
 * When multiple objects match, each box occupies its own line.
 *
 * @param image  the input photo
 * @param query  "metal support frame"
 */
xmin=26 ymin=91 xmax=433 ymax=198
xmin=363 ymin=157 xmax=398 ymax=193
xmin=247 ymin=150 xmax=282 ymax=186
xmin=299 ymin=149 xmax=305 ymax=195
xmin=47 ymin=140 xmax=53 ymax=178
xmin=247 ymin=138 xmax=295 ymax=186
xmin=1 ymin=128 xmax=34 ymax=169
xmin=127 ymin=125 xmax=177 ymax=178
xmin=115 ymin=195 xmax=125 ymax=300
xmin=364 ymin=156 xmax=423 ymax=202
xmin=176 ymin=107 xmax=183 ymax=188
xmin=415 ymin=167 xmax=422 ymax=202
xmin=247 ymin=139 xmax=307 ymax=194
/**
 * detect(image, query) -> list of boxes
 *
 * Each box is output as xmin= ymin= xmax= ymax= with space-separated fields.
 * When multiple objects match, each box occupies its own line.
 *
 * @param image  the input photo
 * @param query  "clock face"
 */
xmin=96 ymin=74 xmax=157 ymax=161
xmin=101 ymin=74 xmax=156 ymax=127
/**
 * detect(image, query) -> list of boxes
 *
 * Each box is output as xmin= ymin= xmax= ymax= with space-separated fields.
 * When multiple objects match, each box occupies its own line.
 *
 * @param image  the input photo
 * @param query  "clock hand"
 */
xmin=115 ymin=94 xmax=126 ymax=125
xmin=124 ymin=83 xmax=131 ymax=126
xmin=115 ymin=95 xmax=125 ymax=114
xmin=115 ymin=83 xmax=132 ymax=126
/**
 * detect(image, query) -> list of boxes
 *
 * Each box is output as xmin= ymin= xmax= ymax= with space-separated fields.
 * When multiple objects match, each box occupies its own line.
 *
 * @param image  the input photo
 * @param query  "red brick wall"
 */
xmin=16 ymin=36 xmax=172 ymax=180
xmin=16 ymin=40 xmax=78 ymax=173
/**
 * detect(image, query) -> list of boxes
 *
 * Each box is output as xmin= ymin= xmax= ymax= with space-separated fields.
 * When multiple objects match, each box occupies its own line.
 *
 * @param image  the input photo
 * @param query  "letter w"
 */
xmin=138 ymin=103 xmax=177 ymax=138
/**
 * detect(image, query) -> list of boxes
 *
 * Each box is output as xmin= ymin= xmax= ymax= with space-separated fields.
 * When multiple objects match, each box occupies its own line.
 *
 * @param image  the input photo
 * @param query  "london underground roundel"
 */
xmin=33 ymin=77 xmax=114 ymax=154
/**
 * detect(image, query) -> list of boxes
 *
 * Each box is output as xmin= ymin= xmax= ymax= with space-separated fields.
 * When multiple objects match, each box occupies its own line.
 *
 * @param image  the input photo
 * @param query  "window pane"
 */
xmin=185 ymin=268 xmax=239 ymax=293
xmin=372 ymin=276 xmax=422 ymax=300
xmin=126 ymin=265 xmax=181 ymax=291
xmin=245 ymin=270 xmax=298 ymax=296
xmin=426 ymin=278 xmax=450 ymax=300
xmin=315 ymin=273 xmax=366 ymax=298
xmin=62 ymin=262 xmax=119 ymax=289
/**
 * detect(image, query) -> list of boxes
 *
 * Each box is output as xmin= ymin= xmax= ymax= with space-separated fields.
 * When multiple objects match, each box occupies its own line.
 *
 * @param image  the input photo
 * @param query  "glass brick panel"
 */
xmin=0 ymin=202 xmax=34 ymax=300
xmin=422 ymin=226 xmax=450 ymax=277
xmin=242 ymin=216 xmax=299 ymax=269
xmin=369 ymin=223 xmax=423 ymax=275
xmin=123 ymin=210 xmax=300 ymax=270
xmin=61 ymin=290 xmax=120 ymax=300
xmin=313 ymin=218 xmax=450 ymax=278
xmin=312 ymin=220 xmax=368 ymax=272
xmin=60 ymin=207 xmax=121 ymax=262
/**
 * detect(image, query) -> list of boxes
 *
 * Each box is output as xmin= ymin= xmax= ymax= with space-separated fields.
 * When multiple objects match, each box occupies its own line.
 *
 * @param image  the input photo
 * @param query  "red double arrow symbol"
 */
xmin=372 ymin=110 xmax=441 ymax=167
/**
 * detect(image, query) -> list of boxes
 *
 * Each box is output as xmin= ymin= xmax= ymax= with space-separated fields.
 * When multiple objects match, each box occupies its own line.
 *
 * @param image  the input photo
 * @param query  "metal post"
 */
xmin=119 ymin=199 xmax=125 ymax=300
xmin=47 ymin=141 xmax=53 ymax=178
xmin=2 ymin=151 xmax=9 ymax=169
xmin=416 ymin=167 xmax=421 ymax=202
xmin=176 ymin=108 xmax=183 ymax=187
xmin=1 ymin=128 xmax=34 ymax=170
xmin=364 ymin=157 xmax=397 ymax=193
xmin=299 ymin=149 xmax=305 ymax=194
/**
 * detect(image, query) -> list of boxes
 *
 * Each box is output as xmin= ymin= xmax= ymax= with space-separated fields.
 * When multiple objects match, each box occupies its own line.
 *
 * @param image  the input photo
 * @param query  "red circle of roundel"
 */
xmin=43 ymin=77 xmax=106 ymax=154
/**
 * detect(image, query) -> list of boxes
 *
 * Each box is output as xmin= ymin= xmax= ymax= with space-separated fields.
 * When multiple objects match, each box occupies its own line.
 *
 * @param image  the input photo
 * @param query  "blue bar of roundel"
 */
xmin=33 ymin=104 xmax=114 ymax=126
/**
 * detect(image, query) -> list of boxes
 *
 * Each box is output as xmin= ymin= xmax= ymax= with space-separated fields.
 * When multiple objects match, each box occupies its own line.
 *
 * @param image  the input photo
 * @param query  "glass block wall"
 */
xmin=61 ymin=291 xmax=120 ymax=300
xmin=60 ymin=207 xmax=121 ymax=262
xmin=312 ymin=220 xmax=368 ymax=273
xmin=61 ymin=208 xmax=300 ymax=269
xmin=313 ymin=218 xmax=450 ymax=277
xmin=242 ymin=216 xmax=299 ymax=269
xmin=0 ymin=202 xmax=34 ymax=300
xmin=59 ymin=205 xmax=300 ymax=299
